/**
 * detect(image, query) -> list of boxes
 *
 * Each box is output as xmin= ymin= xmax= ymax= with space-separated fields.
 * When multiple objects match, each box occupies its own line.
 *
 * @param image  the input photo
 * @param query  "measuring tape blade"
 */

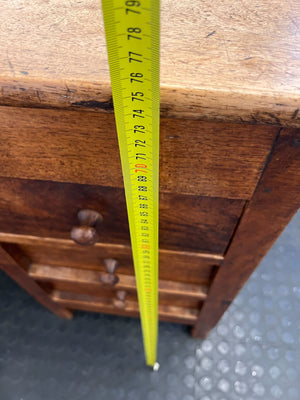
xmin=101 ymin=0 xmax=160 ymax=366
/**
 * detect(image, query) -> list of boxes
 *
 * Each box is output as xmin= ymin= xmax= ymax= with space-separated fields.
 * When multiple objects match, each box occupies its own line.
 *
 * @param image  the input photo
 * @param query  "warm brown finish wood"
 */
xmin=45 ymin=278 xmax=203 ymax=310
xmin=0 ymin=176 xmax=245 ymax=254
xmin=28 ymin=263 xmax=208 ymax=300
xmin=52 ymin=291 xmax=198 ymax=325
xmin=0 ymin=237 xmax=218 ymax=286
xmin=0 ymin=245 xmax=72 ymax=319
xmin=0 ymin=107 xmax=277 ymax=199
xmin=1 ymin=235 xmax=207 ymax=311
xmin=0 ymin=0 xmax=299 ymax=337
xmin=193 ymin=128 xmax=300 ymax=338
xmin=0 ymin=0 xmax=299 ymax=127
xmin=0 ymin=233 xmax=224 ymax=262
xmin=2 ymin=239 xmax=206 ymax=310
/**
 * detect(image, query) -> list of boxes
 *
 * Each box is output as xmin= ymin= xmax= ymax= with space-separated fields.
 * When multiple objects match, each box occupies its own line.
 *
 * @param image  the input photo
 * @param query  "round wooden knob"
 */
xmin=70 ymin=226 xmax=99 ymax=246
xmin=100 ymin=273 xmax=119 ymax=286
xmin=100 ymin=258 xmax=120 ymax=286
xmin=113 ymin=290 xmax=127 ymax=309
xmin=70 ymin=209 xmax=103 ymax=246
xmin=104 ymin=258 xmax=119 ymax=274
xmin=77 ymin=209 xmax=103 ymax=226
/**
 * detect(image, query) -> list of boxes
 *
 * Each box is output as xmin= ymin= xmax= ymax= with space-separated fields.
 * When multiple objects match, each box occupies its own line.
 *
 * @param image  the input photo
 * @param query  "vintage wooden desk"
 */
xmin=0 ymin=0 xmax=299 ymax=338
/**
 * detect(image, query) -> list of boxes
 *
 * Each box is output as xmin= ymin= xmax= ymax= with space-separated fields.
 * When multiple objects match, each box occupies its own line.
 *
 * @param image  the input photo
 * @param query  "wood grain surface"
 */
xmin=42 ymin=281 xmax=202 ymax=310
xmin=0 ymin=107 xmax=277 ymax=199
xmin=52 ymin=290 xmax=198 ymax=324
xmin=29 ymin=263 xmax=208 ymax=300
xmin=193 ymin=128 xmax=300 ymax=338
xmin=33 ymin=266 xmax=205 ymax=310
xmin=0 ymin=233 xmax=223 ymax=261
xmin=0 ymin=175 xmax=245 ymax=254
xmin=1 ymin=239 xmax=218 ymax=285
xmin=0 ymin=0 xmax=299 ymax=126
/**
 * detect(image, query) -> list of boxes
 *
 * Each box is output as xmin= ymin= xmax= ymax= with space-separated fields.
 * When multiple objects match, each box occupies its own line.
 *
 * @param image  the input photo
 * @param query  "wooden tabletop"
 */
xmin=0 ymin=0 xmax=299 ymax=126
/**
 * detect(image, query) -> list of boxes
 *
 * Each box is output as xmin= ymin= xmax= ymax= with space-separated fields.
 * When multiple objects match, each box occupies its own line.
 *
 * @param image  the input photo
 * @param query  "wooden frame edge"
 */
xmin=0 ymin=245 xmax=73 ymax=319
xmin=192 ymin=127 xmax=300 ymax=338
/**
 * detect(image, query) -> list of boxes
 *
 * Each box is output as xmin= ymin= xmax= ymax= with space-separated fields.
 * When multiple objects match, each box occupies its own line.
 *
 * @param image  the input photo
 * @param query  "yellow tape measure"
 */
xmin=101 ymin=0 xmax=160 ymax=367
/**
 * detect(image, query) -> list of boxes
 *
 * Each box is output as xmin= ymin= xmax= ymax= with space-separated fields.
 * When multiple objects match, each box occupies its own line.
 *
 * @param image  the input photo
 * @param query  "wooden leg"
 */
xmin=192 ymin=128 xmax=300 ymax=338
xmin=0 ymin=244 xmax=73 ymax=319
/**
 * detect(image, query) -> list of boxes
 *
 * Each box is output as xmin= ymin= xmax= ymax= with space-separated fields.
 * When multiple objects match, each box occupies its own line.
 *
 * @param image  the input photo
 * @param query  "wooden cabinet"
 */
xmin=0 ymin=0 xmax=299 ymax=338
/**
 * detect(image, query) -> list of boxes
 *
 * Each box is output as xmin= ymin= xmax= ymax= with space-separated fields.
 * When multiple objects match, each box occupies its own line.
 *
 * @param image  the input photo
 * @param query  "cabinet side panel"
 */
xmin=193 ymin=128 xmax=300 ymax=338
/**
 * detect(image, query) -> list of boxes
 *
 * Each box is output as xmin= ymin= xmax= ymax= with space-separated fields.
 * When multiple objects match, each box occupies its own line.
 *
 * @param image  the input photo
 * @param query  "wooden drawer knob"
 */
xmin=103 ymin=258 xmax=119 ymax=274
xmin=70 ymin=209 xmax=103 ymax=246
xmin=100 ymin=273 xmax=119 ymax=286
xmin=113 ymin=290 xmax=127 ymax=309
xmin=70 ymin=226 xmax=98 ymax=246
xmin=100 ymin=258 xmax=119 ymax=286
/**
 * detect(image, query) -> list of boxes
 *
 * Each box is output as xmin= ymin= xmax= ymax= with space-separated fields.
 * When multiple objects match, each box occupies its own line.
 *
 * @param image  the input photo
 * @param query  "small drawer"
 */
xmin=1 ymin=238 xmax=213 ymax=325
xmin=0 ymin=176 xmax=245 ymax=254
xmin=31 ymin=263 xmax=207 ymax=310
xmin=1 ymin=237 xmax=221 ymax=285
xmin=0 ymin=106 xmax=276 ymax=200
xmin=51 ymin=290 xmax=199 ymax=325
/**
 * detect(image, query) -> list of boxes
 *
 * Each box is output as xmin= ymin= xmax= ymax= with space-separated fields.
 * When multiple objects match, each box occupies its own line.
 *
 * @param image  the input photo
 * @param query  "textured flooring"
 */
xmin=0 ymin=211 xmax=299 ymax=400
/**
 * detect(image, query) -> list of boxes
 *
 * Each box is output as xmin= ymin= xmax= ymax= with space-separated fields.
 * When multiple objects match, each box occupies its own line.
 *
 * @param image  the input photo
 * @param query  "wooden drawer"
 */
xmin=1 ymin=237 xmax=217 ymax=324
xmin=1 ymin=238 xmax=221 ymax=285
xmin=52 ymin=291 xmax=199 ymax=325
xmin=32 ymin=265 xmax=205 ymax=310
xmin=0 ymin=106 xmax=277 ymax=199
xmin=0 ymin=176 xmax=245 ymax=254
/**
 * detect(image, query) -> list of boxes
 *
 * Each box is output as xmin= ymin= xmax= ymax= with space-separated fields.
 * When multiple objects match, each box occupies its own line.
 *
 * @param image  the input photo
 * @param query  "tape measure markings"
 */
xmin=101 ymin=0 xmax=159 ymax=366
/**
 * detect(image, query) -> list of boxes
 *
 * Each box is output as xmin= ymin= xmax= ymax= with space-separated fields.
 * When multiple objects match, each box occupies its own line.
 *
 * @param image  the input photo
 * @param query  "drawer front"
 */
xmin=2 ymin=239 xmax=220 ymax=285
xmin=0 ymin=106 xmax=277 ymax=200
xmin=52 ymin=290 xmax=199 ymax=325
xmin=0 ymin=177 xmax=244 ymax=255
xmin=1 ymin=239 xmax=213 ymax=325
xmin=36 ymin=274 xmax=204 ymax=310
